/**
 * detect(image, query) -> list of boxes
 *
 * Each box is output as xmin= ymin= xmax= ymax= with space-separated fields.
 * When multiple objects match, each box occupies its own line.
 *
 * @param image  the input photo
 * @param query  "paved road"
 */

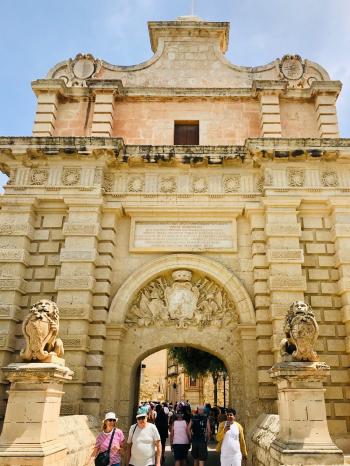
xmin=164 ymin=441 xmax=221 ymax=466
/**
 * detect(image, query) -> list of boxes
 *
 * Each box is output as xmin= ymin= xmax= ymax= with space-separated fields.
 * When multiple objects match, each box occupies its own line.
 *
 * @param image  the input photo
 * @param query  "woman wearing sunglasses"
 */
xmin=90 ymin=411 xmax=125 ymax=466
xmin=126 ymin=406 xmax=162 ymax=466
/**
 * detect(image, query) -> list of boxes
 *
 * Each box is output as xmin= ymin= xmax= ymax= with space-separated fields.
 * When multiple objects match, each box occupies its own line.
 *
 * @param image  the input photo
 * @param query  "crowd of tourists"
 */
xmin=89 ymin=400 xmax=247 ymax=466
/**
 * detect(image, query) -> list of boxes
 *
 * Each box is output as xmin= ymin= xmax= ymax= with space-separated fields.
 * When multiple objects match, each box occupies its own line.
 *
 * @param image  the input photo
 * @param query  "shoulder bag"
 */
xmin=95 ymin=428 xmax=115 ymax=466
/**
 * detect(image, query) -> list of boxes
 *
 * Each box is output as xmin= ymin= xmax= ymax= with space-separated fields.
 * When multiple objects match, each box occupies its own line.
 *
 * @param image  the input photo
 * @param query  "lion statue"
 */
xmin=20 ymin=299 xmax=64 ymax=362
xmin=280 ymin=300 xmax=319 ymax=362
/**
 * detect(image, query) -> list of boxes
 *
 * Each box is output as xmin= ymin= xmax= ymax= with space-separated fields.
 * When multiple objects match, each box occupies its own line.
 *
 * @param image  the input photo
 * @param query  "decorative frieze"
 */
xmin=61 ymin=335 xmax=90 ymax=352
xmin=267 ymin=249 xmax=304 ymax=263
xmin=59 ymin=305 xmax=91 ymax=320
xmin=287 ymin=168 xmax=304 ymax=187
xmin=223 ymin=175 xmax=241 ymax=192
xmin=269 ymin=275 xmax=307 ymax=291
xmin=321 ymin=170 xmax=338 ymax=187
xmin=62 ymin=167 xmax=81 ymax=186
xmin=265 ymin=224 xmax=301 ymax=237
xmin=0 ymin=278 xmax=27 ymax=293
xmin=0 ymin=249 xmax=30 ymax=265
xmin=63 ymin=223 xmax=100 ymax=236
xmin=60 ymin=249 xmax=97 ymax=263
xmin=193 ymin=177 xmax=208 ymax=193
xmin=55 ymin=276 xmax=96 ymax=291
xmin=0 ymin=223 xmax=34 ymax=238
xmin=128 ymin=176 xmax=144 ymax=193
xmin=30 ymin=168 xmax=49 ymax=185
xmin=159 ymin=176 xmax=177 ymax=193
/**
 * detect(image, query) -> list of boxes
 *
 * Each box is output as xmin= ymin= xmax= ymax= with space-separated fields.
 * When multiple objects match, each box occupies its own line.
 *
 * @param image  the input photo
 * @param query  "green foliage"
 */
xmin=169 ymin=347 xmax=227 ymax=379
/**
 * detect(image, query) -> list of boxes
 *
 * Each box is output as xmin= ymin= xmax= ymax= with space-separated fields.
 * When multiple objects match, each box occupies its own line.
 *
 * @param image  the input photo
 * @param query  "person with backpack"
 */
xmin=187 ymin=405 xmax=211 ymax=466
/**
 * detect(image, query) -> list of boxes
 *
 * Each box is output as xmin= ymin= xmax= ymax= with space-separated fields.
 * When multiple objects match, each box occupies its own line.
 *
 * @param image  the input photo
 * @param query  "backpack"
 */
xmin=191 ymin=414 xmax=207 ymax=441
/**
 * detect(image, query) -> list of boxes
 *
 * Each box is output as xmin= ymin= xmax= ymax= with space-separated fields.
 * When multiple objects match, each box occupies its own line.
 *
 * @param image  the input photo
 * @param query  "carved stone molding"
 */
xmin=125 ymin=269 xmax=239 ymax=329
xmin=103 ymin=172 xmax=114 ymax=192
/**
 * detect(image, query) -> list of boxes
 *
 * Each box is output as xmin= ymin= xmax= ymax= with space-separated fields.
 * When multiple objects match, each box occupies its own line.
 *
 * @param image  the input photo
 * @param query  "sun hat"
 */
xmin=104 ymin=411 xmax=118 ymax=421
xmin=136 ymin=406 xmax=149 ymax=418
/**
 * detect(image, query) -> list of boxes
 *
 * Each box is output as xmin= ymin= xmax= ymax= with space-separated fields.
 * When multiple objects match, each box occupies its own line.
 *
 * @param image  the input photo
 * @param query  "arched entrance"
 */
xmin=103 ymin=254 xmax=257 ymax=430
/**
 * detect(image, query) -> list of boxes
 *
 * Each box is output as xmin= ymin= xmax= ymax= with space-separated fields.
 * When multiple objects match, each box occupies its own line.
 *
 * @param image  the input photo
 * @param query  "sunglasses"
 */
xmin=137 ymin=416 xmax=146 ymax=420
xmin=107 ymin=419 xmax=116 ymax=422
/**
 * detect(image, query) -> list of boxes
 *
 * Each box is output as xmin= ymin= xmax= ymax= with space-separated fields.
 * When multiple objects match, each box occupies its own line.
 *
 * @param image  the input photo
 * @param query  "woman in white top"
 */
xmin=216 ymin=408 xmax=247 ymax=466
xmin=170 ymin=411 xmax=190 ymax=466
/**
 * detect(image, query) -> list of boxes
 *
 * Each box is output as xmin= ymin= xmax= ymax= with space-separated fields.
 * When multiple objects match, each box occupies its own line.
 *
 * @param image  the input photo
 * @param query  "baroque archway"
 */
xmin=103 ymin=254 xmax=257 ymax=430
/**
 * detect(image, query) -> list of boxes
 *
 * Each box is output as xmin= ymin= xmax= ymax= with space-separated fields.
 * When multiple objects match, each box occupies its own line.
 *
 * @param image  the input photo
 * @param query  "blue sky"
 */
xmin=0 ymin=0 xmax=349 ymax=137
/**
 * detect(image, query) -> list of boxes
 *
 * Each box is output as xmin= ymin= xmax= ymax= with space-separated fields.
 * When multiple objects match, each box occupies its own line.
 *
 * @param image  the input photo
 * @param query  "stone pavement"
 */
xmin=164 ymin=441 xmax=221 ymax=466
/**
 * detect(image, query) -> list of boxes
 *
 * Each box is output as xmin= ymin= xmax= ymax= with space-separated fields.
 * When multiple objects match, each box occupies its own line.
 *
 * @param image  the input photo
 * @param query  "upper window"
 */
xmin=174 ymin=121 xmax=199 ymax=145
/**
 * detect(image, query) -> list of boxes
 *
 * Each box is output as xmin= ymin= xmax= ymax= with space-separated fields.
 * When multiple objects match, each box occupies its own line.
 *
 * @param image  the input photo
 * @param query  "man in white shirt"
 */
xmin=126 ymin=406 xmax=161 ymax=466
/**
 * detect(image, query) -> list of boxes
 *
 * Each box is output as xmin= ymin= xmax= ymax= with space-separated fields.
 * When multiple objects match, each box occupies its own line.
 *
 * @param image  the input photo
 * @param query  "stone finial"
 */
xmin=20 ymin=299 xmax=64 ymax=363
xmin=280 ymin=301 xmax=319 ymax=362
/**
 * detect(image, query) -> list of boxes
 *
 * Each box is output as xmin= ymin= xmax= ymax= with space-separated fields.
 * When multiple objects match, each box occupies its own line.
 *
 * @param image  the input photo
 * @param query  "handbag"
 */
xmin=95 ymin=428 xmax=115 ymax=466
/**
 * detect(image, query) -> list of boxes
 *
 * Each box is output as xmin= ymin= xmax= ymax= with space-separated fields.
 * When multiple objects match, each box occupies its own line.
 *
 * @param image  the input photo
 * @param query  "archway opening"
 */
xmin=138 ymin=346 xmax=230 ymax=413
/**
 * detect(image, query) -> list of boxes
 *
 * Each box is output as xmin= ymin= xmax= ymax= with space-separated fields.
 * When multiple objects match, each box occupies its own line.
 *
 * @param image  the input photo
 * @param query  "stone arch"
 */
xmin=108 ymin=253 xmax=256 ymax=326
xmin=102 ymin=254 xmax=258 ymax=431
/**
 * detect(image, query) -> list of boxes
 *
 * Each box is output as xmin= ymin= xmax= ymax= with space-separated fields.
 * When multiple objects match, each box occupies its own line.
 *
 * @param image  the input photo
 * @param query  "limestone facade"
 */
xmin=0 ymin=15 xmax=349 ymax=453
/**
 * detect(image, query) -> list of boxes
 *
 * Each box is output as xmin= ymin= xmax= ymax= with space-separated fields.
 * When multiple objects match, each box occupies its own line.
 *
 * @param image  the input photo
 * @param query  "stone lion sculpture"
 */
xmin=280 ymin=300 xmax=319 ymax=362
xmin=20 ymin=299 xmax=64 ymax=362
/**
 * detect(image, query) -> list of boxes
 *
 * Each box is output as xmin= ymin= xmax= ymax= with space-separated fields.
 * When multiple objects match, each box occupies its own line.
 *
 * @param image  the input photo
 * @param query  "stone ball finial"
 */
xmin=20 ymin=299 xmax=64 ymax=364
xmin=280 ymin=300 xmax=319 ymax=362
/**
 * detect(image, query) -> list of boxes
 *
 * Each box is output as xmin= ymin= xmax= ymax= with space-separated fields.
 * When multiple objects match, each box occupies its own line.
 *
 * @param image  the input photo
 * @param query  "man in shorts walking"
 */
xmin=188 ymin=405 xmax=211 ymax=466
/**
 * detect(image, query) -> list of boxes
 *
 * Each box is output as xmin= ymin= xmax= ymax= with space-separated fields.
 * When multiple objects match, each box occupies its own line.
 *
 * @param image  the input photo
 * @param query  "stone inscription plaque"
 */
xmin=131 ymin=221 xmax=236 ymax=252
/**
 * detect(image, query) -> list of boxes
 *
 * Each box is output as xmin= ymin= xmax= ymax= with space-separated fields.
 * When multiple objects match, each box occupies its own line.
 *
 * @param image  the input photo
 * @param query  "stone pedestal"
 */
xmin=269 ymin=361 xmax=344 ymax=465
xmin=0 ymin=363 xmax=73 ymax=466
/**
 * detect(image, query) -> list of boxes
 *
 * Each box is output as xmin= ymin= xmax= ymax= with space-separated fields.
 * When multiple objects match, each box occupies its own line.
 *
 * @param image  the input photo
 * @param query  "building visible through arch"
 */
xmin=0 ymin=14 xmax=349 ymax=453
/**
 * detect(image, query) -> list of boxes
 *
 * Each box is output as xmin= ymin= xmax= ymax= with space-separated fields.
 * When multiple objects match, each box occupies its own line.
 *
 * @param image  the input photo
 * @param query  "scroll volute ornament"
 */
xmin=20 ymin=299 xmax=64 ymax=364
xmin=280 ymin=301 xmax=319 ymax=362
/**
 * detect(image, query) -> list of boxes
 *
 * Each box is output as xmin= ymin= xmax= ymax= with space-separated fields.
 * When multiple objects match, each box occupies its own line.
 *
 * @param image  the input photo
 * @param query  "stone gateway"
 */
xmin=0 ymin=14 xmax=349 ymax=463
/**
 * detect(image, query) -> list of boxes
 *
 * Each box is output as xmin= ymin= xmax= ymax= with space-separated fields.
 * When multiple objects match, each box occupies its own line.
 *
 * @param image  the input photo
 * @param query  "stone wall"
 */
xmin=58 ymin=415 xmax=99 ymax=466
xmin=250 ymin=414 xmax=280 ymax=466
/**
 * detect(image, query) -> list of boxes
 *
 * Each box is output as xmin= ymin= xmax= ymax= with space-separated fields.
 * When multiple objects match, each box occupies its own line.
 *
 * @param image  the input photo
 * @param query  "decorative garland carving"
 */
xmin=62 ymin=167 xmax=81 ymax=186
xmin=287 ymin=168 xmax=304 ymax=187
xmin=125 ymin=270 xmax=239 ymax=329
xmin=256 ymin=175 xmax=264 ymax=193
xmin=280 ymin=301 xmax=319 ymax=362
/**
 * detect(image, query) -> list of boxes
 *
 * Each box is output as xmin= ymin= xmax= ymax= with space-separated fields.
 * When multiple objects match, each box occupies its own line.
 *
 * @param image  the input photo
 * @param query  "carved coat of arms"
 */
xmin=126 ymin=269 xmax=238 ymax=329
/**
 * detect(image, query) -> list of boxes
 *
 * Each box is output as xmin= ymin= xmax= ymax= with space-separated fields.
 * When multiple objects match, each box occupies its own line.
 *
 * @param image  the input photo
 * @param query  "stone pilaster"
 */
xmin=102 ymin=324 xmax=127 ymax=428
xmin=253 ymin=81 xmax=286 ymax=138
xmin=264 ymin=199 xmax=305 ymax=362
xmin=238 ymin=325 xmax=259 ymax=431
xmin=330 ymin=199 xmax=350 ymax=372
xmin=91 ymin=90 xmax=116 ymax=137
xmin=246 ymin=206 xmax=273 ymax=402
xmin=0 ymin=362 xmax=72 ymax=465
xmin=269 ymin=362 xmax=343 ymax=465
xmin=55 ymin=199 xmax=102 ymax=414
xmin=32 ymin=81 xmax=65 ymax=136
xmin=312 ymin=82 xmax=341 ymax=138
xmin=0 ymin=197 xmax=36 ymax=418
